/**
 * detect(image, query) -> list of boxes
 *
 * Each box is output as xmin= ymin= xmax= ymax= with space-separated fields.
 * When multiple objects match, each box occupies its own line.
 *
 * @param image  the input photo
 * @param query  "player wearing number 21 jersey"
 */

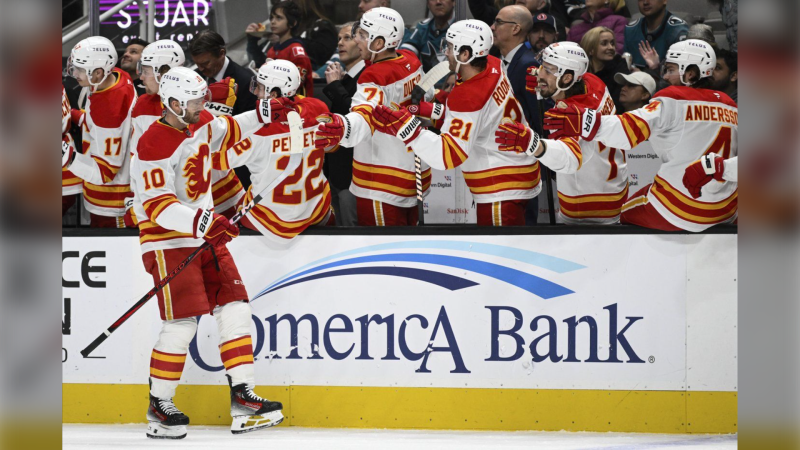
xmin=370 ymin=19 xmax=541 ymax=226
xmin=543 ymin=39 xmax=737 ymax=232
xmin=213 ymin=60 xmax=335 ymax=241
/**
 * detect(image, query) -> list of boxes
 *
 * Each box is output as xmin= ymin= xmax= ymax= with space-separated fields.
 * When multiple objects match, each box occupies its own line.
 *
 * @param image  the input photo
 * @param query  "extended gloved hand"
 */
xmin=407 ymin=101 xmax=445 ymax=121
xmin=314 ymin=113 xmax=349 ymax=149
xmin=495 ymin=120 xmax=541 ymax=156
xmin=205 ymin=77 xmax=238 ymax=116
xmin=525 ymin=66 xmax=539 ymax=95
xmin=373 ymin=105 xmax=422 ymax=145
xmin=193 ymin=209 xmax=239 ymax=246
xmin=62 ymin=133 xmax=76 ymax=169
xmin=256 ymin=97 xmax=297 ymax=124
xmin=682 ymin=153 xmax=725 ymax=199
xmin=544 ymin=104 xmax=600 ymax=140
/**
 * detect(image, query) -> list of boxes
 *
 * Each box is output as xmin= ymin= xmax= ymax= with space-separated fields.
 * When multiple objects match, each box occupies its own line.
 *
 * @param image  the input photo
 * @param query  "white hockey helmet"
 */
xmin=139 ymin=39 xmax=185 ymax=81
xmin=443 ymin=20 xmax=493 ymax=72
xmin=250 ymin=59 xmax=301 ymax=98
xmin=538 ymin=42 xmax=589 ymax=96
xmin=353 ymin=7 xmax=404 ymax=58
xmin=665 ymin=39 xmax=716 ymax=86
xmin=159 ymin=66 xmax=210 ymax=125
xmin=67 ymin=36 xmax=117 ymax=88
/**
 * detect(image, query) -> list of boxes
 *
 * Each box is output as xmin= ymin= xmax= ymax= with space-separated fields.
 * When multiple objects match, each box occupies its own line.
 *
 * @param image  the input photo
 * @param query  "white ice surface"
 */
xmin=63 ymin=424 xmax=737 ymax=450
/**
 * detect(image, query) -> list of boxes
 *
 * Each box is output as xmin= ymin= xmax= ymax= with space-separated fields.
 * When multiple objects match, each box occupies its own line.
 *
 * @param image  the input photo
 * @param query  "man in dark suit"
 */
xmin=189 ymin=30 xmax=259 ymax=188
xmin=320 ymin=23 xmax=365 ymax=226
xmin=491 ymin=5 xmax=546 ymax=224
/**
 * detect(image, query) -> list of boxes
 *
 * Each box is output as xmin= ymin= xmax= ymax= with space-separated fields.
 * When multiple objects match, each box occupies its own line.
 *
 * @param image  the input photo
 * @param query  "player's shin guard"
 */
xmin=215 ymin=301 xmax=283 ymax=433
xmin=147 ymin=317 xmax=197 ymax=439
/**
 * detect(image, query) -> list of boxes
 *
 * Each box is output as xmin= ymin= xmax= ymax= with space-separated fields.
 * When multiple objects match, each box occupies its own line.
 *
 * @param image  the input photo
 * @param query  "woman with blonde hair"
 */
xmin=580 ymin=26 xmax=630 ymax=110
xmin=568 ymin=0 xmax=626 ymax=53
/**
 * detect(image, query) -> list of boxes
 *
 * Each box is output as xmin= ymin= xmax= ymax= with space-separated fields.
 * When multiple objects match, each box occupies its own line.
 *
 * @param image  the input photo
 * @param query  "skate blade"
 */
xmin=146 ymin=422 xmax=187 ymax=439
xmin=230 ymin=411 xmax=284 ymax=434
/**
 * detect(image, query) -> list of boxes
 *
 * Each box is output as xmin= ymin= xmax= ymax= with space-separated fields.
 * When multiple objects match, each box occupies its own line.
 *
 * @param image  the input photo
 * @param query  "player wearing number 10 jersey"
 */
xmin=213 ymin=60 xmax=335 ymax=241
xmin=370 ymin=19 xmax=541 ymax=226
xmin=543 ymin=39 xmax=737 ymax=232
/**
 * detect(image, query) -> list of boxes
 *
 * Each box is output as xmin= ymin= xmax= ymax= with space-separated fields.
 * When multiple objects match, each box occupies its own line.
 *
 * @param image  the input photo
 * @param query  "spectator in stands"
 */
xmin=580 ymin=26 xmax=630 ymax=110
xmin=526 ymin=13 xmax=558 ymax=52
xmin=247 ymin=0 xmax=336 ymax=72
xmin=687 ymin=23 xmax=717 ymax=47
xmin=614 ymin=71 xmax=655 ymax=112
xmin=442 ymin=72 xmax=457 ymax=92
xmin=624 ymin=0 xmax=688 ymax=68
xmin=567 ymin=0 xmax=626 ymax=54
xmin=467 ymin=0 xmax=515 ymax=26
xmin=712 ymin=48 xmax=737 ymax=103
xmin=262 ymin=1 xmax=315 ymax=96
xmin=492 ymin=5 xmax=542 ymax=224
xmin=708 ymin=0 xmax=736 ymax=52
xmin=516 ymin=0 xmax=567 ymax=40
xmin=359 ymin=0 xmax=391 ymax=15
xmin=321 ymin=23 xmax=366 ymax=227
xmin=190 ymin=30 xmax=259 ymax=188
xmin=119 ymin=38 xmax=149 ymax=96
xmin=401 ymin=0 xmax=456 ymax=72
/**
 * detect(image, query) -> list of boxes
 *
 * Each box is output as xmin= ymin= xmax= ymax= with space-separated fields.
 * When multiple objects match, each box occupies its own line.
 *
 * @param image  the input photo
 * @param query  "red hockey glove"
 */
xmin=682 ymin=154 xmax=726 ymax=199
xmin=495 ymin=120 xmax=541 ymax=156
xmin=315 ymin=113 xmax=349 ymax=149
xmin=543 ymin=104 xmax=601 ymax=140
xmin=123 ymin=198 xmax=138 ymax=228
xmin=70 ymin=109 xmax=85 ymax=128
xmin=525 ymin=66 xmax=539 ymax=95
xmin=256 ymin=97 xmax=297 ymax=124
xmin=193 ymin=209 xmax=239 ymax=246
xmin=407 ymin=101 xmax=446 ymax=120
xmin=205 ymin=77 xmax=238 ymax=116
xmin=373 ymin=105 xmax=422 ymax=145
xmin=62 ymin=133 xmax=76 ymax=169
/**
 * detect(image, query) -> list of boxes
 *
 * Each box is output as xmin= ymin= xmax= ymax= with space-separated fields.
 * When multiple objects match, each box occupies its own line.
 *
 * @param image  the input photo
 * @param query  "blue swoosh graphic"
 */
xmin=264 ymin=240 xmax=585 ymax=291
xmin=253 ymin=253 xmax=573 ymax=300
xmin=262 ymin=266 xmax=478 ymax=295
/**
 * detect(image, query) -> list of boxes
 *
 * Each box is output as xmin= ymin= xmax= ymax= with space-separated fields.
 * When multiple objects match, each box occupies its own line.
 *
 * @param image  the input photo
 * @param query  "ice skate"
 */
xmin=228 ymin=375 xmax=283 ymax=434
xmin=146 ymin=394 xmax=189 ymax=439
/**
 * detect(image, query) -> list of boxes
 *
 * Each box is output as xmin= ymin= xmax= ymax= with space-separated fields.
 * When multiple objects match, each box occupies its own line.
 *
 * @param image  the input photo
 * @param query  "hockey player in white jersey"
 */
xmin=130 ymin=67 xmax=286 ymax=438
xmin=493 ymin=42 xmax=627 ymax=224
xmin=367 ymin=19 xmax=542 ymax=226
xmin=212 ymin=60 xmax=335 ymax=241
xmin=542 ymin=39 xmax=737 ymax=231
xmin=314 ymin=7 xmax=432 ymax=226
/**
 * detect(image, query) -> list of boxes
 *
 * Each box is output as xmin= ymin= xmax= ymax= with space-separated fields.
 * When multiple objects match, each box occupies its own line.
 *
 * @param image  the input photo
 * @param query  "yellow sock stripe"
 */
xmin=149 ymin=368 xmax=182 ymax=379
xmin=155 ymin=250 xmax=173 ymax=320
xmin=151 ymin=352 xmax=186 ymax=363
xmin=222 ymin=355 xmax=254 ymax=369
xmin=220 ymin=336 xmax=253 ymax=353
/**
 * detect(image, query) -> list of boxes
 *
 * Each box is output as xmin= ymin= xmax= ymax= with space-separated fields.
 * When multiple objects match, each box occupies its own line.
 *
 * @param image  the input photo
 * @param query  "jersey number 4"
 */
xmin=273 ymin=147 xmax=325 ymax=205
xmin=704 ymin=126 xmax=733 ymax=160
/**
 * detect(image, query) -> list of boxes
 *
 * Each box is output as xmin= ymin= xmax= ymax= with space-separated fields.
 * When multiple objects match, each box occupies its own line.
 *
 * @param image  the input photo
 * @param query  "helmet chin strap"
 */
xmin=168 ymin=103 xmax=192 ymax=126
xmin=86 ymin=69 xmax=109 ymax=91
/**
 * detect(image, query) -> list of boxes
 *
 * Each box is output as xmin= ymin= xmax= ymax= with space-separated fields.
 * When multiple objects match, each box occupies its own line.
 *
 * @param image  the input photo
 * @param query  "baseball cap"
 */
xmin=614 ymin=71 xmax=656 ymax=96
xmin=532 ymin=13 xmax=557 ymax=33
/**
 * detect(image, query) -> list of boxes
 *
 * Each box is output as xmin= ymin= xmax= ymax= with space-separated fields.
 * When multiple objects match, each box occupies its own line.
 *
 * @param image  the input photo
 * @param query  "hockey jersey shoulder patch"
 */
xmin=668 ymin=15 xmax=686 ymax=26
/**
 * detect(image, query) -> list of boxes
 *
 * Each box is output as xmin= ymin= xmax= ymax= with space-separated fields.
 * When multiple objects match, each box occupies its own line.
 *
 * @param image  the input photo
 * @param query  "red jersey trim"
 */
xmin=654 ymin=86 xmax=738 ymax=108
xmin=447 ymin=56 xmax=502 ymax=113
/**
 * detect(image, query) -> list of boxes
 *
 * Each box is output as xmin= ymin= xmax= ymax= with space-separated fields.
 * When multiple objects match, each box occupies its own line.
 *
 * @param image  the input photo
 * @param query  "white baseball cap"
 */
xmin=614 ymin=71 xmax=657 ymax=96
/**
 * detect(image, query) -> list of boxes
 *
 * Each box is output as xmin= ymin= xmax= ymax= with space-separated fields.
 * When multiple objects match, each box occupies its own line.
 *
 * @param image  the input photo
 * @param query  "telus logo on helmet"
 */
xmin=378 ymin=14 xmax=396 ymax=21
xmin=163 ymin=74 xmax=180 ymax=81
xmin=465 ymin=23 xmax=482 ymax=30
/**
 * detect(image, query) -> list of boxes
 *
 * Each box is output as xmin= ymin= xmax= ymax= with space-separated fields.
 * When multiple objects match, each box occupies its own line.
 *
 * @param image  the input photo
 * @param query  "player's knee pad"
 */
xmin=214 ymin=301 xmax=252 ymax=343
xmin=154 ymin=317 xmax=198 ymax=354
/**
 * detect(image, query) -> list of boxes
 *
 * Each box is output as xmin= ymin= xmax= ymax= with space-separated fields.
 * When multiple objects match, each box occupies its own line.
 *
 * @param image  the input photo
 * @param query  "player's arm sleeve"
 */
xmin=593 ymin=98 xmax=677 ymax=150
xmin=407 ymin=109 xmax=475 ymax=171
xmin=69 ymin=111 xmax=132 ymax=185
xmin=207 ymin=110 xmax=262 ymax=154
xmin=212 ymin=137 xmax=259 ymax=171
xmin=722 ymin=156 xmax=737 ymax=182
xmin=339 ymin=82 xmax=385 ymax=147
xmin=538 ymin=137 xmax=584 ymax=174
xmin=132 ymin=154 xmax=196 ymax=233
xmin=400 ymin=28 xmax=420 ymax=56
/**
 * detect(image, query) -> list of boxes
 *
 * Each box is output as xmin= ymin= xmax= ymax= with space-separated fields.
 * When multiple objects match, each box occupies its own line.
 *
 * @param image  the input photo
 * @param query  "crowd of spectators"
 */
xmin=63 ymin=0 xmax=738 ymax=228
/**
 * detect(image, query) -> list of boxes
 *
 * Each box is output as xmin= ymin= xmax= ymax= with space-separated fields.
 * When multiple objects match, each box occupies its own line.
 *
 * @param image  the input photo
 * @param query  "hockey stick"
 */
xmin=408 ymin=62 xmax=449 ymax=225
xmin=80 ymin=112 xmax=306 ymax=358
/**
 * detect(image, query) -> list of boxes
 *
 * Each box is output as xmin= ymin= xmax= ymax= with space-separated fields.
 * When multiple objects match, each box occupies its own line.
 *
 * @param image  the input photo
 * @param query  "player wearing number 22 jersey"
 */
xmin=371 ymin=20 xmax=541 ymax=226
xmin=543 ymin=40 xmax=737 ymax=231
xmin=213 ymin=60 xmax=335 ymax=241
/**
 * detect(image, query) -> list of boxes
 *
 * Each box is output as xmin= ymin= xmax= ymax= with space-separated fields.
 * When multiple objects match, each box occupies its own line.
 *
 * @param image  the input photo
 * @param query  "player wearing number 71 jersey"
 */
xmin=543 ymin=39 xmax=737 ymax=231
xmin=369 ymin=19 xmax=541 ymax=226
xmin=212 ymin=60 xmax=335 ymax=240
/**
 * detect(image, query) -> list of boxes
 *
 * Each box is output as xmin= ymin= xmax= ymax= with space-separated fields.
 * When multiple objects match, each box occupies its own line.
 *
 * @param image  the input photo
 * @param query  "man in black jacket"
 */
xmin=320 ymin=23 xmax=365 ymax=226
xmin=190 ymin=30 xmax=258 ymax=188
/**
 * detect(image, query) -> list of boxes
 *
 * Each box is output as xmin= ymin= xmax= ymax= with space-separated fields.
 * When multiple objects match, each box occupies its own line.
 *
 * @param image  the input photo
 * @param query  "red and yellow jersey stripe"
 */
xmin=559 ymin=137 xmax=583 ymax=170
xmin=617 ymin=112 xmax=651 ymax=149
xmin=212 ymin=170 xmax=244 ymax=209
xmin=558 ymin=184 xmax=629 ymax=220
xmin=462 ymin=163 xmax=541 ymax=196
xmin=137 ymin=220 xmax=194 ymax=246
xmin=441 ymin=133 xmax=468 ymax=170
xmin=62 ymin=168 xmax=81 ymax=188
xmin=649 ymin=175 xmax=737 ymax=224
xmin=244 ymin=185 xmax=332 ymax=239
xmin=352 ymin=160 xmax=431 ymax=198
xmin=352 ymin=104 xmax=375 ymax=134
xmin=82 ymin=182 xmax=131 ymax=210
xmin=142 ymin=193 xmax=181 ymax=223
xmin=219 ymin=115 xmax=242 ymax=152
